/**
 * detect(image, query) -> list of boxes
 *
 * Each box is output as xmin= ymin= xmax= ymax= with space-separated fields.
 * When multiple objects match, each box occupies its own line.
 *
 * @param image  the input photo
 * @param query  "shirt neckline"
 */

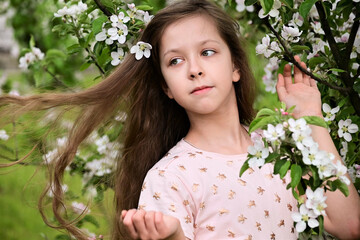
xmin=180 ymin=138 xmax=249 ymax=159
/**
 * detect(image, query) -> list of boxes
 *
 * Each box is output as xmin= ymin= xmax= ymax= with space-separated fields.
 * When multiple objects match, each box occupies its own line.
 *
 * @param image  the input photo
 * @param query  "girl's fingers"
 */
xmin=132 ymin=209 xmax=148 ymax=238
xmin=283 ymin=64 xmax=292 ymax=87
xmin=310 ymin=78 xmax=318 ymax=89
xmin=276 ymin=73 xmax=288 ymax=102
xmin=122 ymin=209 xmax=139 ymax=239
xmin=301 ymin=61 xmax=311 ymax=86
xmin=154 ymin=211 xmax=165 ymax=233
xmin=293 ymin=56 xmax=303 ymax=84
xmin=143 ymin=211 xmax=157 ymax=236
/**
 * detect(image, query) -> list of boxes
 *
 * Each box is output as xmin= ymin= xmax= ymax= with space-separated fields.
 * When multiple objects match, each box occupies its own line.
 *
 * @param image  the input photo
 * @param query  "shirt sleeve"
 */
xmin=138 ymin=168 xmax=196 ymax=239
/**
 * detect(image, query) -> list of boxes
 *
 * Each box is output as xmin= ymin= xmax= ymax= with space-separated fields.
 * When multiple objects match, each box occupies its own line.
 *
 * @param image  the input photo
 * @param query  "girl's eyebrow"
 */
xmin=162 ymin=39 xmax=221 ymax=58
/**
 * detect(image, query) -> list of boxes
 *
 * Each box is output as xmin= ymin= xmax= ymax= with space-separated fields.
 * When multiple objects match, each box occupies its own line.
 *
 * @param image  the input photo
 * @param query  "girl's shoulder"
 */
xmin=151 ymin=139 xmax=204 ymax=171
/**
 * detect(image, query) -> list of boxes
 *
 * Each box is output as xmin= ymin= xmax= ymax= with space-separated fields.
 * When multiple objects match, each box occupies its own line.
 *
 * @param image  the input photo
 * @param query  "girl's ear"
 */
xmin=163 ymin=86 xmax=174 ymax=99
xmin=232 ymin=67 xmax=240 ymax=83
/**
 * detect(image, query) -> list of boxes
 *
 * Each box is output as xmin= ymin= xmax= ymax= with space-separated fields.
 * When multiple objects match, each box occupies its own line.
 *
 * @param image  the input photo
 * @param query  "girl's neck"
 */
xmin=185 ymin=109 xmax=252 ymax=155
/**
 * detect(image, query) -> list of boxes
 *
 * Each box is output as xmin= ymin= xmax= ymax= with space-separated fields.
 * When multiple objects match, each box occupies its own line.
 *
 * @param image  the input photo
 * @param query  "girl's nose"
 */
xmin=188 ymin=57 xmax=204 ymax=79
xmin=190 ymin=72 xmax=203 ymax=79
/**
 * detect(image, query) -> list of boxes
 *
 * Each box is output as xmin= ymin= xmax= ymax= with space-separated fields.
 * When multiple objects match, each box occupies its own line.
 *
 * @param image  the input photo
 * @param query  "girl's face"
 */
xmin=159 ymin=15 xmax=240 ymax=118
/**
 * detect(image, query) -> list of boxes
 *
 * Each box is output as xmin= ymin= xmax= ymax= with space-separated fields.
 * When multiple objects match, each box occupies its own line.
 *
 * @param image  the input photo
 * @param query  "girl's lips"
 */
xmin=191 ymin=86 xmax=213 ymax=95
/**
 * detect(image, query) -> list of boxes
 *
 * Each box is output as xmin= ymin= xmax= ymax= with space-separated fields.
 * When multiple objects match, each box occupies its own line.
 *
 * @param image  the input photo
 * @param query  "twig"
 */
xmin=262 ymin=17 xmax=351 ymax=93
xmin=43 ymin=67 xmax=73 ymax=91
xmin=344 ymin=8 xmax=359 ymax=73
xmin=93 ymin=0 xmax=111 ymax=17
xmin=85 ymin=47 xmax=106 ymax=76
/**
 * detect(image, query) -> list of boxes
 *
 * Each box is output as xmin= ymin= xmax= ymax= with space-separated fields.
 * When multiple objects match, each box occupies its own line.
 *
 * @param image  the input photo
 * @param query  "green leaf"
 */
xmin=92 ymin=16 xmax=108 ymax=35
xmin=255 ymin=108 xmax=275 ymax=118
xmin=80 ymin=61 xmax=92 ymax=71
xmin=299 ymin=0 xmax=318 ymax=19
xmin=329 ymin=68 xmax=346 ymax=73
xmin=29 ymin=35 xmax=35 ymax=49
xmin=46 ymin=49 xmax=67 ymax=60
xmin=309 ymin=165 xmax=320 ymax=187
xmin=67 ymin=44 xmax=82 ymax=54
xmin=319 ymin=215 xmax=324 ymax=236
xmin=260 ymin=0 xmax=274 ymax=15
xmin=101 ymin=0 xmax=114 ymax=8
xmin=245 ymin=0 xmax=258 ymax=6
xmin=290 ymin=164 xmax=302 ymax=188
xmin=287 ymin=105 xmax=296 ymax=113
xmin=280 ymin=0 xmax=293 ymax=8
xmin=308 ymin=57 xmax=325 ymax=69
xmin=291 ymin=45 xmax=310 ymax=52
xmin=83 ymin=215 xmax=100 ymax=228
xmin=136 ymin=5 xmax=154 ymax=10
xmin=332 ymin=179 xmax=349 ymax=196
xmin=279 ymin=160 xmax=291 ymax=178
xmin=274 ymin=159 xmax=287 ymax=175
xmin=249 ymin=116 xmax=276 ymax=133
xmin=302 ymin=116 xmax=328 ymax=128
xmin=239 ymin=161 xmax=250 ymax=177
xmin=265 ymin=152 xmax=280 ymax=164
xmin=354 ymin=81 xmax=360 ymax=94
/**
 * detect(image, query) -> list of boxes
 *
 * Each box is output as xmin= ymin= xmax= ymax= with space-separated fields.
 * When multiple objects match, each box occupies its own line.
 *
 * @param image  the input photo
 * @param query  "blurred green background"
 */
xmin=0 ymin=0 xmax=278 ymax=239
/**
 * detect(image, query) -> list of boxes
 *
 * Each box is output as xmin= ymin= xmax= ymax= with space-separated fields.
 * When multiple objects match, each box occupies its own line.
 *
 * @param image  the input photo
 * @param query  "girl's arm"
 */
xmin=122 ymin=209 xmax=188 ymax=240
xmin=276 ymin=56 xmax=360 ymax=239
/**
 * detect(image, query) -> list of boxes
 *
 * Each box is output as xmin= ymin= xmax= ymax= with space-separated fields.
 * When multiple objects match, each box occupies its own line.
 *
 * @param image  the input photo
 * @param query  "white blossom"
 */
xmin=111 ymin=48 xmax=126 ymax=66
xmin=317 ymin=153 xmax=335 ymax=179
xmin=281 ymin=25 xmax=303 ymax=43
xmin=32 ymin=47 xmax=44 ymax=60
xmin=292 ymin=204 xmax=319 ymax=233
xmin=292 ymin=127 xmax=314 ymax=151
xmin=247 ymin=142 xmax=269 ymax=168
xmin=47 ymin=183 xmax=68 ymax=198
xmin=256 ymin=35 xmax=281 ymax=58
xmin=143 ymin=11 xmax=154 ymax=25
xmin=85 ymin=158 xmax=113 ymax=177
xmin=340 ymin=141 xmax=348 ymax=160
xmin=301 ymin=144 xmax=325 ymax=166
xmin=19 ymin=52 xmax=35 ymax=69
xmin=305 ymin=188 xmax=327 ymax=216
xmin=130 ymin=41 xmax=152 ymax=60
xmin=289 ymin=12 xmax=303 ymax=27
xmin=322 ymin=103 xmax=339 ymax=122
xmin=311 ymin=22 xmax=325 ymax=35
xmin=110 ymin=12 xmax=130 ymax=28
xmin=0 ymin=129 xmax=9 ymax=141
xmin=72 ymin=201 xmax=90 ymax=214
xmin=263 ymin=123 xmax=285 ymax=142
xmin=235 ymin=0 xmax=254 ymax=12
xmin=338 ymin=119 xmax=358 ymax=142
xmin=258 ymin=0 xmax=281 ymax=19
xmin=95 ymin=135 xmax=110 ymax=154
xmin=108 ymin=24 xmax=128 ymax=44
xmin=333 ymin=160 xmax=350 ymax=185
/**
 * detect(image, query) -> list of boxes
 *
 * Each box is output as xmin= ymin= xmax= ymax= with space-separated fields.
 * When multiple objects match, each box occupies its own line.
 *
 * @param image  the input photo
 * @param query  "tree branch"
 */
xmin=262 ymin=17 xmax=351 ymax=93
xmin=315 ymin=1 xmax=344 ymax=70
xmin=93 ymin=0 xmax=111 ymax=17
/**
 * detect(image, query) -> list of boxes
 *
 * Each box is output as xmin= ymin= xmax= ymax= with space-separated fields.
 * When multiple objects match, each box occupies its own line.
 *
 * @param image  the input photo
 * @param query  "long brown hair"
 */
xmin=0 ymin=0 xmax=255 ymax=239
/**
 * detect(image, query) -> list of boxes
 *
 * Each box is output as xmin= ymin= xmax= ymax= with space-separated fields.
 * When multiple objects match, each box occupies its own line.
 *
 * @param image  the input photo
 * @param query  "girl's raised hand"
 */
xmin=276 ymin=56 xmax=322 ymax=119
xmin=121 ymin=209 xmax=185 ymax=240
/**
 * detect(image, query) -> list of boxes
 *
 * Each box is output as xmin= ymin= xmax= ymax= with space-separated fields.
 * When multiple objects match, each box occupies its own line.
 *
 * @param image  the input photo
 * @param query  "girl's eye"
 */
xmin=202 ymin=49 xmax=215 ymax=57
xmin=169 ymin=58 xmax=183 ymax=66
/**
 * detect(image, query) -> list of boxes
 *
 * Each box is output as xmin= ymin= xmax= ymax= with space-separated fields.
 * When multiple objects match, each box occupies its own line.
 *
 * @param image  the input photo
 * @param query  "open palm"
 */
xmin=276 ymin=56 xmax=322 ymax=119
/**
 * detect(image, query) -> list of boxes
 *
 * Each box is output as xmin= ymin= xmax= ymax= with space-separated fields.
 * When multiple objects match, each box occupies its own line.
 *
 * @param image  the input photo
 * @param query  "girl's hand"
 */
xmin=121 ymin=209 xmax=184 ymax=240
xmin=276 ymin=56 xmax=322 ymax=119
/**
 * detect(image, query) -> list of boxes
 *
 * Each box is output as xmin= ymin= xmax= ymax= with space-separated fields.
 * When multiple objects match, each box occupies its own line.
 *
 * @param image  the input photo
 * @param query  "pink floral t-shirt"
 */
xmin=138 ymin=139 xmax=298 ymax=240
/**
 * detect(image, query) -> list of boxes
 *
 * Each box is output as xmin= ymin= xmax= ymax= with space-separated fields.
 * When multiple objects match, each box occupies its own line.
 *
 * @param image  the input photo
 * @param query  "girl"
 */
xmin=0 ymin=0 xmax=359 ymax=239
